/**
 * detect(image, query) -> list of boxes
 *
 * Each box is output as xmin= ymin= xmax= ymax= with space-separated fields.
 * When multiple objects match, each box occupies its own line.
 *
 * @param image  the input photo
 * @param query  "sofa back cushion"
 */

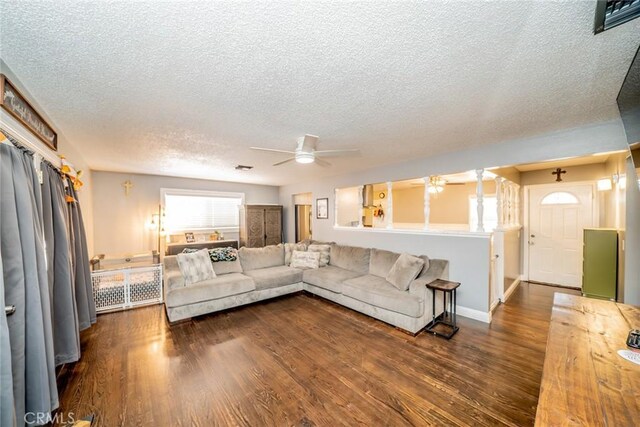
xmin=176 ymin=249 xmax=217 ymax=285
xmin=415 ymin=255 xmax=431 ymax=279
xmin=307 ymin=244 xmax=331 ymax=267
xmin=212 ymin=258 xmax=243 ymax=275
xmin=284 ymin=242 xmax=308 ymax=265
xmin=329 ymin=244 xmax=371 ymax=275
xmin=238 ymin=244 xmax=285 ymax=271
xmin=386 ymin=253 xmax=425 ymax=291
xmin=369 ymin=248 xmax=401 ymax=278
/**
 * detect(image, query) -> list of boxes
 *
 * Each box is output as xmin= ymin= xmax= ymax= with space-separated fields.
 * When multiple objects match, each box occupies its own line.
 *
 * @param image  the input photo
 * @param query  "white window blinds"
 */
xmin=163 ymin=191 xmax=243 ymax=231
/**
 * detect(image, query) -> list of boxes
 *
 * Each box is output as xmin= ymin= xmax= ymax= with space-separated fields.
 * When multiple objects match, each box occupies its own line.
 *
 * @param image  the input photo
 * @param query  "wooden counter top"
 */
xmin=535 ymin=293 xmax=640 ymax=426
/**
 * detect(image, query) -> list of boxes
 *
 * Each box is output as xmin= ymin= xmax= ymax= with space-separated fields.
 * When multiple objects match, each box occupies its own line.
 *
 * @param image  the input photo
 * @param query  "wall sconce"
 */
xmin=597 ymin=178 xmax=612 ymax=191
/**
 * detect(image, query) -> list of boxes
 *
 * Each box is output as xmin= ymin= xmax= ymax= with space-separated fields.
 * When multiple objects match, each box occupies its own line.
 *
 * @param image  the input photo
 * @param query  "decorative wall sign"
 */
xmin=316 ymin=198 xmax=329 ymax=219
xmin=0 ymin=74 xmax=58 ymax=151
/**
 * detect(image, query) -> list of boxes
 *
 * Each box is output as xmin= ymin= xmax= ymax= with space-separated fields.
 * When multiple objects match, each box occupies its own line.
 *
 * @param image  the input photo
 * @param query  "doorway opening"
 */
xmin=293 ymin=192 xmax=312 ymax=242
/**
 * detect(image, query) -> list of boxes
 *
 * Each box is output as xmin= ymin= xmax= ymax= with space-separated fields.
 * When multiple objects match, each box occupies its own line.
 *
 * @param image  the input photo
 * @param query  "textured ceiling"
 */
xmin=1 ymin=1 xmax=639 ymax=186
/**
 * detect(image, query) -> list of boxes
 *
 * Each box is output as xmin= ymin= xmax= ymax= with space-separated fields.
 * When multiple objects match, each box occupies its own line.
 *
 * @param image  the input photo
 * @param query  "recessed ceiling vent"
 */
xmin=235 ymin=164 xmax=253 ymax=171
xmin=595 ymin=0 xmax=640 ymax=34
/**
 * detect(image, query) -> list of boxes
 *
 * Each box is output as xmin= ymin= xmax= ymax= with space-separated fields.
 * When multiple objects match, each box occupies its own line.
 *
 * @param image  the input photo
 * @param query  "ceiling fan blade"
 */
xmin=314 ymin=149 xmax=361 ymax=158
xmin=273 ymin=157 xmax=296 ymax=166
xmin=250 ymin=147 xmax=296 ymax=155
xmin=314 ymin=157 xmax=332 ymax=167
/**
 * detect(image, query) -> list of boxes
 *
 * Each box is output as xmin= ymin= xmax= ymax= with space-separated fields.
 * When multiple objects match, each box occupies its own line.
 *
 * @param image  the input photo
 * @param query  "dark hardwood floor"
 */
xmin=55 ymin=282 xmax=580 ymax=426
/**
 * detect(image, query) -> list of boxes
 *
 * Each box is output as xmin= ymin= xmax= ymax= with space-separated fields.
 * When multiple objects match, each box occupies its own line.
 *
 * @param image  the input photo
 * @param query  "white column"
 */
xmin=495 ymin=177 xmax=504 ymax=230
xmin=334 ymin=188 xmax=339 ymax=227
xmin=423 ymin=177 xmax=430 ymax=230
xmin=476 ymin=169 xmax=484 ymax=232
xmin=357 ymin=185 xmax=364 ymax=228
xmin=514 ymin=185 xmax=520 ymax=226
xmin=386 ymin=181 xmax=393 ymax=229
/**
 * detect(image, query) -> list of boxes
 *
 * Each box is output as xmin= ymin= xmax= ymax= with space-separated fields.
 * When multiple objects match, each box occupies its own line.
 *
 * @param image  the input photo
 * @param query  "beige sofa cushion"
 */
xmin=176 ymin=250 xmax=216 ymax=285
xmin=369 ymin=248 xmax=401 ymax=278
xmin=302 ymin=265 xmax=362 ymax=294
xmin=342 ymin=275 xmax=424 ymax=318
xmin=238 ymin=244 xmax=285 ymax=271
xmin=329 ymin=244 xmax=371 ymax=274
xmin=307 ymin=244 xmax=330 ymax=267
xmin=386 ymin=253 xmax=425 ymax=291
xmin=212 ymin=259 xmax=243 ymax=275
xmin=165 ymin=273 xmax=255 ymax=308
xmin=284 ymin=242 xmax=307 ymax=265
xmin=244 ymin=266 xmax=303 ymax=291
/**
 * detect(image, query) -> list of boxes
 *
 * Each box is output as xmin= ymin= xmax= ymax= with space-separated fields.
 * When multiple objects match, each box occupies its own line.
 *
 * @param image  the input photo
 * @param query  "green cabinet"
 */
xmin=582 ymin=228 xmax=618 ymax=301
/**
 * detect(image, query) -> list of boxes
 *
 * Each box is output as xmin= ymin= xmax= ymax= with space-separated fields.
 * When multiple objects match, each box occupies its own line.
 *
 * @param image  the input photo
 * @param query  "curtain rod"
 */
xmin=0 ymin=108 xmax=62 ymax=167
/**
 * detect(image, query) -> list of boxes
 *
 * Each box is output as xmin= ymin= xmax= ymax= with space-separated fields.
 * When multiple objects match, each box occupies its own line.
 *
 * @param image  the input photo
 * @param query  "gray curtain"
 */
xmin=66 ymin=177 xmax=96 ymax=329
xmin=1 ymin=221 xmax=16 ymax=427
xmin=42 ymin=163 xmax=80 ymax=364
xmin=1 ymin=143 xmax=58 ymax=425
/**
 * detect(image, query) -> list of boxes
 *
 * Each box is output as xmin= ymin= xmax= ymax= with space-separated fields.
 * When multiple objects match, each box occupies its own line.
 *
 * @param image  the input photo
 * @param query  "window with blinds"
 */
xmin=162 ymin=190 xmax=244 ymax=231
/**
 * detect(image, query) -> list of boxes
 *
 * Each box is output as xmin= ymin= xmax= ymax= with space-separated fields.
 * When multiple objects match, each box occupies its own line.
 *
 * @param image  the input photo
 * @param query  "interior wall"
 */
xmin=0 ymin=59 xmax=95 ymax=253
xmin=624 ymin=157 xmax=640 ymax=305
xmin=92 ymin=171 xmax=279 ymax=255
xmin=392 ymin=186 xmax=424 ymax=224
xmin=430 ymin=181 xmax=496 ymax=225
xmin=280 ymin=119 xmax=629 ymax=318
xmin=336 ymin=186 xmax=360 ymax=226
xmin=519 ymin=163 xmax=606 ymax=186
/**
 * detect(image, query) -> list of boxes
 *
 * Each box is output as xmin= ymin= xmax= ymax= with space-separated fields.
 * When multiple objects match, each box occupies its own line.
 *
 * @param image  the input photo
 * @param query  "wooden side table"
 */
xmin=425 ymin=279 xmax=460 ymax=339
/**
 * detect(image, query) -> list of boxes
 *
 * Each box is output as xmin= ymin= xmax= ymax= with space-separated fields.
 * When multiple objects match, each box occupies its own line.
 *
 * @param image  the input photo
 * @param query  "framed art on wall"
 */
xmin=0 ymin=74 xmax=58 ymax=151
xmin=316 ymin=198 xmax=328 ymax=219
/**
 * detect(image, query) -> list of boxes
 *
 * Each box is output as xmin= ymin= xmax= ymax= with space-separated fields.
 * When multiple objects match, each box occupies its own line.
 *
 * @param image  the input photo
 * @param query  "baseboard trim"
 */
xmin=502 ymin=278 xmax=522 ymax=302
xmin=457 ymin=305 xmax=491 ymax=324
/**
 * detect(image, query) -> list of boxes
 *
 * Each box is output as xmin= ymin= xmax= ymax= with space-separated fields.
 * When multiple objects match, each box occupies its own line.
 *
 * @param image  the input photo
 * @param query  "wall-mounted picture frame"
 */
xmin=184 ymin=232 xmax=195 ymax=243
xmin=0 ymin=74 xmax=58 ymax=151
xmin=316 ymin=198 xmax=329 ymax=219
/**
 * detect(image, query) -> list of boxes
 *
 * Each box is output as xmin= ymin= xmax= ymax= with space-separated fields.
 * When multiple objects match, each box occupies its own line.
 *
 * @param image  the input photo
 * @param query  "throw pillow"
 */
xmin=290 ymin=250 xmax=320 ymax=269
xmin=386 ymin=253 xmax=425 ymax=291
xmin=176 ymin=249 xmax=216 ymax=285
xmin=182 ymin=247 xmax=238 ymax=262
xmin=307 ymin=244 xmax=330 ymax=267
xmin=284 ymin=242 xmax=307 ymax=265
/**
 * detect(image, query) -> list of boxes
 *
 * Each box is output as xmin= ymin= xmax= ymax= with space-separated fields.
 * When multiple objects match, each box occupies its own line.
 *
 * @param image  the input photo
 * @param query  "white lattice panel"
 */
xmin=92 ymin=264 xmax=163 ymax=313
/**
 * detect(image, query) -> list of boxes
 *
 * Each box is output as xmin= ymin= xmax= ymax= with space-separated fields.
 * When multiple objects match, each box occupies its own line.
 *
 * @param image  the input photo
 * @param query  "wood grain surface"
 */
xmin=535 ymin=293 xmax=640 ymax=426
xmin=55 ymin=283 xmax=579 ymax=426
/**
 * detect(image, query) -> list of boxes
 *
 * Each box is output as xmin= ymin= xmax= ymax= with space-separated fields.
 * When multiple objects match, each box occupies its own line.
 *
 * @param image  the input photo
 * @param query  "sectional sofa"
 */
xmin=163 ymin=242 xmax=449 ymax=334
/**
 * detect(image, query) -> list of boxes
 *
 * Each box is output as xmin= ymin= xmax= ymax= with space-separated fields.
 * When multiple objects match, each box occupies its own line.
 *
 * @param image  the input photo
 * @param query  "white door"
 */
xmin=528 ymin=184 xmax=595 ymax=287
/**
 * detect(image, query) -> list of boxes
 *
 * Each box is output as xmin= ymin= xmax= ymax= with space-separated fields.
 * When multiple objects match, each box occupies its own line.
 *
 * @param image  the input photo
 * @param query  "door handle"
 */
xmin=5 ymin=305 xmax=15 ymax=316
xmin=530 ymin=234 xmax=536 ymax=238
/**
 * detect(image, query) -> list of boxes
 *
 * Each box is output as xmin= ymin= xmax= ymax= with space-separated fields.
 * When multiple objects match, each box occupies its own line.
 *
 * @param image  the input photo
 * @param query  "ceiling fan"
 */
xmin=250 ymin=134 xmax=360 ymax=167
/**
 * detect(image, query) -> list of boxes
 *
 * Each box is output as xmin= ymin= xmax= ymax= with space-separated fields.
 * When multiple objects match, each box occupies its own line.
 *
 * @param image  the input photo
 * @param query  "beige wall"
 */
xmin=392 ymin=186 xmax=424 ymax=224
xmin=430 ymin=181 xmax=496 ymax=225
xmin=91 ymin=171 xmax=279 ymax=255
xmin=519 ymin=163 xmax=606 ymax=186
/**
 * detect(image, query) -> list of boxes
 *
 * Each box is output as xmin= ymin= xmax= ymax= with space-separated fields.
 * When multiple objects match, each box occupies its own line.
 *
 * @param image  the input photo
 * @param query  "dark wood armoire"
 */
xmin=239 ymin=205 xmax=283 ymax=248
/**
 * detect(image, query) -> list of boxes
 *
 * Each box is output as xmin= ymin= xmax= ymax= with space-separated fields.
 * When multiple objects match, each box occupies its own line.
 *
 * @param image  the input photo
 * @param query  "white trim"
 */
xmin=502 ymin=277 xmax=522 ymax=302
xmin=523 ymin=180 xmax=597 ymax=282
xmin=0 ymin=108 xmax=61 ymax=166
xmin=490 ymin=299 xmax=500 ymax=313
xmin=457 ymin=305 xmax=491 ymax=323
xmin=160 ymin=187 xmax=245 ymax=202
xmin=332 ymin=225 xmax=492 ymax=238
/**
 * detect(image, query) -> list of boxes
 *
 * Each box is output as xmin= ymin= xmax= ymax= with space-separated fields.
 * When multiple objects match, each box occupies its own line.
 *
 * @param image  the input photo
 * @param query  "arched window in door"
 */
xmin=540 ymin=191 xmax=579 ymax=205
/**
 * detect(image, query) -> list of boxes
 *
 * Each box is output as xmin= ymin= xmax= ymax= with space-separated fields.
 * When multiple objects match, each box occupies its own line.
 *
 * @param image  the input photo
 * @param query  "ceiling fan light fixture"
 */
xmin=295 ymin=152 xmax=315 ymax=164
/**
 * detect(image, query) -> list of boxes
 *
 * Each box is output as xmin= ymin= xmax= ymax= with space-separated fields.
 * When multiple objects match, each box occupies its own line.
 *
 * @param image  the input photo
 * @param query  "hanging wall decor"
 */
xmin=0 ymin=74 xmax=58 ymax=150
